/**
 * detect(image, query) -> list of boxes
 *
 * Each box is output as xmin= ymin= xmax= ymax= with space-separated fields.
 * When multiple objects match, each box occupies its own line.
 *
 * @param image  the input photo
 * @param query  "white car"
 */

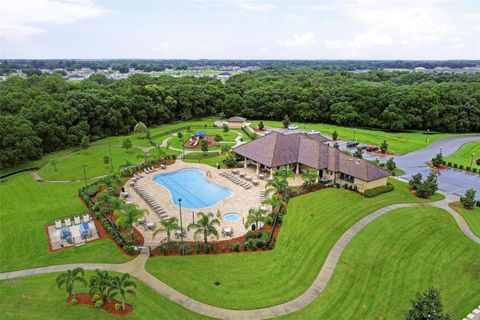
xmin=288 ymin=125 xmax=299 ymax=130
xmin=307 ymin=130 xmax=320 ymax=135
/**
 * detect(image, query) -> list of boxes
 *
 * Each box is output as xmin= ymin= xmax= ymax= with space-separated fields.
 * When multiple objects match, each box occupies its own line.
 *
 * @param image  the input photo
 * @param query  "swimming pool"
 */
xmin=153 ymin=168 xmax=232 ymax=209
xmin=223 ymin=213 xmax=241 ymax=222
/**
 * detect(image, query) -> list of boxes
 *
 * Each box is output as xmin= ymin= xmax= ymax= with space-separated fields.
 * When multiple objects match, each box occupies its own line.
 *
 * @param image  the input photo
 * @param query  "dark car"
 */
xmin=358 ymin=144 xmax=367 ymax=149
xmin=346 ymin=141 xmax=359 ymax=148
xmin=366 ymin=145 xmax=379 ymax=152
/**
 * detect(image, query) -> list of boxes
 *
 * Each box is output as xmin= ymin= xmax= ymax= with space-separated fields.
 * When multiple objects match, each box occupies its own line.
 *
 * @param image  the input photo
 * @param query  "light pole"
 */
xmin=304 ymin=117 xmax=307 ymax=129
xmin=440 ymin=145 xmax=443 ymax=154
xmin=192 ymin=211 xmax=195 ymax=225
xmin=82 ymin=164 xmax=88 ymax=188
xmin=178 ymin=198 xmax=184 ymax=244
xmin=471 ymin=153 xmax=476 ymax=168
xmin=108 ymin=144 xmax=113 ymax=171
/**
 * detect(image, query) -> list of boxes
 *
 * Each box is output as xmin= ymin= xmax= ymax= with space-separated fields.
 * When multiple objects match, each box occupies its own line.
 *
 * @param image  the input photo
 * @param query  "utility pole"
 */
xmin=83 ymin=164 xmax=88 ymax=188
xmin=178 ymin=198 xmax=184 ymax=244
xmin=108 ymin=145 xmax=113 ymax=171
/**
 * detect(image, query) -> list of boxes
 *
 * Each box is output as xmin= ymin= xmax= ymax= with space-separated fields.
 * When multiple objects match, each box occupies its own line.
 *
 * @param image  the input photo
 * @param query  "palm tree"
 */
xmin=262 ymin=194 xmax=285 ymax=245
xmin=56 ymin=267 xmax=87 ymax=298
xmin=108 ymin=273 xmax=136 ymax=311
xmin=114 ymin=203 xmax=146 ymax=241
xmin=302 ymin=169 xmax=318 ymax=189
xmin=187 ymin=212 xmax=220 ymax=245
xmin=95 ymin=192 xmax=122 ymax=215
xmin=88 ymin=269 xmax=112 ymax=302
xmin=244 ymin=208 xmax=266 ymax=230
xmin=153 ymin=217 xmax=179 ymax=243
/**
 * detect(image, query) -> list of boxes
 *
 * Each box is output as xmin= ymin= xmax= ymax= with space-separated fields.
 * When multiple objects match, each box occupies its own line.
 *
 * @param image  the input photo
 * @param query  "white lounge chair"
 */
xmin=74 ymin=215 xmax=81 ymax=225
xmin=55 ymin=219 xmax=62 ymax=229
xmin=64 ymin=217 xmax=72 ymax=227
xmin=83 ymin=214 xmax=90 ymax=223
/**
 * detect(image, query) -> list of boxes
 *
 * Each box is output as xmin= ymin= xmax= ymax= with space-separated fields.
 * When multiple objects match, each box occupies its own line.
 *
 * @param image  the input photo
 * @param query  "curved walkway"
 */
xmin=1 ymin=198 xmax=478 ymax=320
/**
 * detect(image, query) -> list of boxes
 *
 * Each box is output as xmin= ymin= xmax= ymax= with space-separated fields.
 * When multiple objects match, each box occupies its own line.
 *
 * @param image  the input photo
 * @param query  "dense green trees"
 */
xmin=1 ymin=69 xmax=479 ymax=169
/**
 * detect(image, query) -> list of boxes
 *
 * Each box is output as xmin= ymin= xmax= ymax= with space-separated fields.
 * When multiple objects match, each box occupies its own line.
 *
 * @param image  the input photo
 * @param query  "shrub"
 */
xmin=71 ymin=298 xmax=78 ymax=305
xmin=332 ymin=130 xmax=338 ymax=141
xmin=453 ymin=163 xmax=458 ymax=168
xmin=244 ymin=239 xmax=257 ymax=251
xmin=459 ymin=165 xmax=464 ymax=169
xmin=431 ymin=153 xmax=443 ymax=167
xmin=95 ymin=300 xmax=104 ymax=308
xmin=233 ymin=243 xmax=240 ymax=252
xmin=473 ymin=168 xmax=478 ymax=173
xmin=363 ymin=183 xmax=394 ymax=198
xmin=91 ymin=293 xmax=101 ymax=302
xmin=447 ymin=162 xmax=452 ymax=166
xmin=115 ymin=303 xmax=122 ymax=311
xmin=177 ymin=242 xmax=191 ymax=255
xmin=466 ymin=166 xmax=471 ymax=171
xmin=409 ymin=173 xmax=423 ymax=190
xmin=460 ymin=189 xmax=477 ymax=209
xmin=214 ymin=134 xmax=223 ymax=142
xmin=477 ymin=201 xmax=480 ymax=207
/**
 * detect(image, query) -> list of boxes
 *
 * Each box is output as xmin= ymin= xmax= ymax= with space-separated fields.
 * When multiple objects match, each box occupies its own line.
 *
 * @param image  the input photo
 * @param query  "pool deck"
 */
xmin=125 ymin=161 xmax=275 ymax=244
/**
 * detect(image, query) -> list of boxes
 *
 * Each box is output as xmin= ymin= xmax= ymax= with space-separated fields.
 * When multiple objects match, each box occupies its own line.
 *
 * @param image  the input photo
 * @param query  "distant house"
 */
xmin=216 ymin=72 xmax=232 ymax=79
xmin=233 ymin=132 xmax=390 ymax=193
xmin=227 ymin=116 xmax=247 ymax=129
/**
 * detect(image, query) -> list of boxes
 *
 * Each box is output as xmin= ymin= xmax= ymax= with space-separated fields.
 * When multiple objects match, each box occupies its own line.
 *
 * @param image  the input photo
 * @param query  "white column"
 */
xmin=256 ymin=162 xmax=260 ymax=175
xmin=296 ymin=163 xmax=299 ymax=175
xmin=270 ymin=167 xmax=273 ymax=177
xmin=244 ymin=157 xmax=247 ymax=168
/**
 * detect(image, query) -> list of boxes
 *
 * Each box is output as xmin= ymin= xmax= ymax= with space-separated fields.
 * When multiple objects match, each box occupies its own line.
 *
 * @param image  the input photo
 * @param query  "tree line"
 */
xmin=1 ymin=69 xmax=479 ymax=168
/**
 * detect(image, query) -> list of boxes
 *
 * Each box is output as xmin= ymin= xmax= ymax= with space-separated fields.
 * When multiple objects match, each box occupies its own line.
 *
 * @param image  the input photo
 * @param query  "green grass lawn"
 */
xmin=38 ymin=145 xmax=145 ymax=181
xmin=445 ymin=142 xmax=480 ymax=170
xmin=183 ymin=151 xmax=228 ymax=168
xmin=256 ymin=120 xmax=472 ymax=155
xmin=145 ymin=179 xmax=444 ymax=309
xmin=450 ymin=202 xmax=480 ymax=238
xmin=279 ymin=206 xmax=480 ymax=319
xmin=0 ymin=272 xmax=208 ymax=320
xmin=0 ymin=173 xmax=131 ymax=273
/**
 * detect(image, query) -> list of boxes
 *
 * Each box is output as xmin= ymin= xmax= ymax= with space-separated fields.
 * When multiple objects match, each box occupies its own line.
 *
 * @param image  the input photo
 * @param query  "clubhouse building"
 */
xmin=233 ymin=131 xmax=390 ymax=193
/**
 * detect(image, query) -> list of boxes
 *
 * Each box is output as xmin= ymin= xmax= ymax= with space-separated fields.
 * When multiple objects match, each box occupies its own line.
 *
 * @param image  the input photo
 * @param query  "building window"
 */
xmin=340 ymin=172 xmax=354 ymax=183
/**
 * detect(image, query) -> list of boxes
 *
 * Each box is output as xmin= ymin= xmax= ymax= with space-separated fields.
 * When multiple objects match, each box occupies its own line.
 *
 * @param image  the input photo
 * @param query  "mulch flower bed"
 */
xmin=67 ymin=294 xmax=132 ymax=317
xmin=150 ymin=225 xmax=280 ymax=256
xmin=426 ymin=162 xmax=447 ymax=170
xmin=373 ymin=150 xmax=396 ymax=155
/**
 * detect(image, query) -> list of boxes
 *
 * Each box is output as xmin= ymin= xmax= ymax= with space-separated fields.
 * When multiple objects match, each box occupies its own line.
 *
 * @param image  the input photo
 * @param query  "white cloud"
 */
xmin=327 ymin=0 xmax=465 ymax=51
xmin=284 ymin=14 xmax=308 ymax=23
xmin=277 ymin=33 xmax=317 ymax=47
xmin=0 ymin=0 xmax=104 ymax=41
xmin=232 ymin=0 xmax=273 ymax=12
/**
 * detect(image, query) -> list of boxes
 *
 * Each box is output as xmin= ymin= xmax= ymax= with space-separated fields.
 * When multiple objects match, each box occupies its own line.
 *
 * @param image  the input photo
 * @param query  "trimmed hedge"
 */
xmin=363 ymin=183 xmax=395 ymax=198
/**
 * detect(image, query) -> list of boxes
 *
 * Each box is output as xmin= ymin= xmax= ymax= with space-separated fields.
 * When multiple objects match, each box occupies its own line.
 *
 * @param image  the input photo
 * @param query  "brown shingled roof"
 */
xmin=228 ymin=116 xmax=246 ymax=122
xmin=233 ymin=132 xmax=389 ymax=182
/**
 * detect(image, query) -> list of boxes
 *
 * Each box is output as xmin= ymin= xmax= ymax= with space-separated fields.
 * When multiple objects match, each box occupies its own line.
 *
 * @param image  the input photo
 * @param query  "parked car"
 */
xmin=307 ymin=129 xmax=320 ymax=135
xmin=346 ymin=141 xmax=359 ymax=148
xmin=288 ymin=125 xmax=299 ymax=130
xmin=366 ymin=145 xmax=379 ymax=152
xmin=358 ymin=144 xmax=367 ymax=149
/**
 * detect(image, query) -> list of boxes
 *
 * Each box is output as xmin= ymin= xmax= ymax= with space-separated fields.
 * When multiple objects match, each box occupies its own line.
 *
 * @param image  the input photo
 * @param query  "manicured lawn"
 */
xmin=445 ymin=142 xmax=480 ymax=170
xmin=450 ymin=202 xmax=480 ymax=238
xmin=0 ymin=173 xmax=131 ymax=273
xmin=279 ymin=207 xmax=480 ymax=319
xmin=256 ymin=120 xmax=471 ymax=155
xmin=0 ymin=272 xmax=208 ymax=320
xmin=183 ymin=151 xmax=228 ymax=168
xmin=145 ymin=179 xmax=444 ymax=309
xmin=38 ymin=145 xmax=145 ymax=181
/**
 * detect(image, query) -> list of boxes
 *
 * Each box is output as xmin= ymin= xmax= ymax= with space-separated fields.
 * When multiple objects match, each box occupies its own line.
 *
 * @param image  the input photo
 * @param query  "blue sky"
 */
xmin=1 ymin=0 xmax=479 ymax=59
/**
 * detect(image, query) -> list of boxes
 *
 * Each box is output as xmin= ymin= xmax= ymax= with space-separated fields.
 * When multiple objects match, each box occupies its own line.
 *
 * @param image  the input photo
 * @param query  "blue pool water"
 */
xmin=153 ymin=168 xmax=232 ymax=209
xmin=223 ymin=213 xmax=241 ymax=222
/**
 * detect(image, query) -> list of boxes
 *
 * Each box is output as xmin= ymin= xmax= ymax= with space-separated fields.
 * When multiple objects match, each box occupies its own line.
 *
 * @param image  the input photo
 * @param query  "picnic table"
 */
xmin=146 ymin=222 xmax=155 ymax=230
xmin=222 ymin=227 xmax=233 ymax=236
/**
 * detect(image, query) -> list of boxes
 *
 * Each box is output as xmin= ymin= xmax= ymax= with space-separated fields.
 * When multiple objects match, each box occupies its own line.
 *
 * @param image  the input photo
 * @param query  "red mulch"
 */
xmin=373 ymin=150 xmax=396 ymax=155
xmin=67 ymin=294 xmax=132 ymax=317
xmin=183 ymin=135 xmax=218 ymax=148
xmin=426 ymin=162 xmax=447 ymax=170
xmin=150 ymin=226 xmax=280 ymax=257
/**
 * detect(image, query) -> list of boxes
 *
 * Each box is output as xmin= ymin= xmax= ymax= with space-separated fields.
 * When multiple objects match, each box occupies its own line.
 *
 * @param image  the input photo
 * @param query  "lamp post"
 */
xmin=182 ymin=144 xmax=185 ymax=159
xmin=192 ymin=211 xmax=195 ymax=225
xmin=471 ymin=153 xmax=476 ymax=168
xmin=82 ymin=164 xmax=88 ymax=188
xmin=304 ymin=117 xmax=307 ymax=129
xmin=108 ymin=144 xmax=113 ymax=171
xmin=178 ymin=198 xmax=184 ymax=244
xmin=440 ymin=145 xmax=443 ymax=154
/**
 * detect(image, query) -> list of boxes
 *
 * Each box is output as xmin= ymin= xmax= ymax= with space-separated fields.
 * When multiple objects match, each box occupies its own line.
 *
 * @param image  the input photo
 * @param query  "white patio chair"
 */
xmin=64 ymin=217 xmax=72 ymax=227
xmin=74 ymin=215 xmax=81 ymax=225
